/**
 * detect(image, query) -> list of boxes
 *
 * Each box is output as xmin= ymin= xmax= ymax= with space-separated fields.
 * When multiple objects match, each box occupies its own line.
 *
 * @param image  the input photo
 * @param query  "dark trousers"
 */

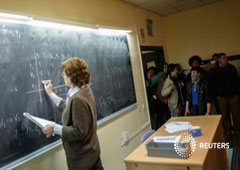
xmin=90 ymin=157 xmax=104 ymax=170
xmin=149 ymin=99 xmax=158 ymax=130
xmin=217 ymin=95 xmax=240 ymax=141
xmin=156 ymin=101 xmax=170 ymax=129
xmin=150 ymin=99 xmax=170 ymax=130
xmin=213 ymin=97 xmax=221 ymax=114
xmin=190 ymin=105 xmax=199 ymax=115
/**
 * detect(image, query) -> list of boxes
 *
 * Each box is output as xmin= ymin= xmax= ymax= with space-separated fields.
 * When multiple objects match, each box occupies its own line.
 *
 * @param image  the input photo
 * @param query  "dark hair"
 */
xmin=191 ymin=66 xmax=203 ymax=73
xmin=161 ymin=63 xmax=168 ymax=72
xmin=168 ymin=64 xmax=177 ymax=75
xmin=164 ymin=63 xmax=168 ymax=66
xmin=218 ymin=53 xmax=227 ymax=58
xmin=212 ymin=53 xmax=219 ymax=59
xmin=188 ymin=55 xmax=202 ymax=67
xmin=176 ymin=63 xmax=182 ymax=70
xmin=147 ymin=66 xmax=156 ymax=73
xmin=61 ymin=57 xmax=90 ymax=87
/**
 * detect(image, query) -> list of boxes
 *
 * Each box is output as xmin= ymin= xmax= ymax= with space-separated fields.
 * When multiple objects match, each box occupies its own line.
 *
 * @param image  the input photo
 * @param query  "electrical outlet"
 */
xmin=121 ymin=131 xmax=129 ymax=146
xmin=142 ymin=104 xmax=145 ymax=110
xmin=137 ymin=104 xmax=141 ymax=112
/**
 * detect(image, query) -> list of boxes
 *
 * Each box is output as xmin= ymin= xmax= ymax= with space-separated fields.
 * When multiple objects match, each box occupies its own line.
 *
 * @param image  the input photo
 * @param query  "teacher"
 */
xmin=42 ymin=57 xmax=104 ymax=170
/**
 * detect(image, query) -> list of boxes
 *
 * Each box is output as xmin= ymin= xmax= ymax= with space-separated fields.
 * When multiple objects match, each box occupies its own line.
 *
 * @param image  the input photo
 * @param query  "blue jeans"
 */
xmin=169 ymin=104 xmax=182 ymax=117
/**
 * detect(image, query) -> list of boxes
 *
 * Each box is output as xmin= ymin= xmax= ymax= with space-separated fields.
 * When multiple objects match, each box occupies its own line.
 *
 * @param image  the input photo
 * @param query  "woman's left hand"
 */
xmin=42 ymin=124 xmax=55 ymax=137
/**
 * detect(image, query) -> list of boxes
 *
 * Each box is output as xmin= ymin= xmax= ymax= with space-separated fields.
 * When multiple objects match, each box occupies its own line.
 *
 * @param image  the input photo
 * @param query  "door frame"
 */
xmin=140 ymin=46 xmax=165 ymax=75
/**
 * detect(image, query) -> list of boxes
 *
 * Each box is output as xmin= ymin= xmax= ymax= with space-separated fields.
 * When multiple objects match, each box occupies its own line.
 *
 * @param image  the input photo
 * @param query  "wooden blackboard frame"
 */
xmin=1 ymin=140 xmax=62 ymax=170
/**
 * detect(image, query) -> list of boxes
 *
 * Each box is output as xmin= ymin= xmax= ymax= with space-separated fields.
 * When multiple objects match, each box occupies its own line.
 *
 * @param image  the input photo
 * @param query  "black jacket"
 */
xmin=209 ymin=63 xmax=240 ymax=97
xmin=186 ymin=79 xmax=211 ymax=115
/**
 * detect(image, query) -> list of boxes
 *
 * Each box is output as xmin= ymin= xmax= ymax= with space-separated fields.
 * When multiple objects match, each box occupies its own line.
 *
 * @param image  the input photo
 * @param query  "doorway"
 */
xmin=141 ymin=46 xmax=168 ymax=130
xmin=141 ymin=46 xmax=165 ymax=76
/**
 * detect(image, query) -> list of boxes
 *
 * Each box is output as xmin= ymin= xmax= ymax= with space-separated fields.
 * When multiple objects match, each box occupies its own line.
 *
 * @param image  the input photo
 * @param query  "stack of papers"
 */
xmin=165 ymin=121 xmax=192 ymax=133
xmin=153 ymin=136 xmax=177 ymax=143
xmin=23 ymin=112 xmax=55 ymax=128
xmin=147 ymin=135 xmax=191 ymax=158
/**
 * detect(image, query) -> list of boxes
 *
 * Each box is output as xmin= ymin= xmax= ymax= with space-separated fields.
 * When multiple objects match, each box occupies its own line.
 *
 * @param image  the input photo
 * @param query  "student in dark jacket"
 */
xmin=155 ymin=63 xmax=171 ymax=127
xmin=176 ymin=64 xmax=187 ymax=116
xmin=42 ymin=57 xmax=103 ymax=170
xmin=145 ymin=67 xmax=158 ymax=130
xmin=186 ymin=55 xmax=209 ymax=82
xmin=146 ymin=64 xmax=171 ymax=129
xmin=185 ymin=67 xmax=211 ymax=116
xmin=209 ymin=53 xmax=240 ymax=141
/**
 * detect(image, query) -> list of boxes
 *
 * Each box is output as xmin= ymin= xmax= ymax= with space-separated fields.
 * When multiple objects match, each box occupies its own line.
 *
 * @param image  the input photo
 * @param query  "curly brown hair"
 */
xmin=61 ymin=57 xmax=90 ymax=87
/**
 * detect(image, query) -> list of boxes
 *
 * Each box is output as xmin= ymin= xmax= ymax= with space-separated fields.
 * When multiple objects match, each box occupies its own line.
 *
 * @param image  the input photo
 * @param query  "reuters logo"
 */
xmin=174 ymin=133 xmax=196 ymax=158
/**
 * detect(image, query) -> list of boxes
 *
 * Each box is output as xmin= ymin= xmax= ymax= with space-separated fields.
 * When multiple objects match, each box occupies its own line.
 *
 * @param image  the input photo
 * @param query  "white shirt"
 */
xmin=49 ymin=86 xmax=80 ymax=136
xmin=49 ymin=86 xmax=80 ymax=107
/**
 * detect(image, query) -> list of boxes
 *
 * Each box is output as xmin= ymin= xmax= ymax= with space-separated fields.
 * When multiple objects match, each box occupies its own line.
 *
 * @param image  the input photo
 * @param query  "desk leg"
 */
xmin=203 ymin=119 xmax=229 ymax=170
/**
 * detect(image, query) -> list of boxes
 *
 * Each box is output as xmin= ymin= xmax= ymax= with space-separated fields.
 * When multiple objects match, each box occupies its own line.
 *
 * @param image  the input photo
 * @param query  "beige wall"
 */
xmin=134 ymin=7 xmax=165 ymax=47
xmin=163 ymin=0 xmax=240 ymax=69
xmin=0 ymin=0 xmax=165 ymax=170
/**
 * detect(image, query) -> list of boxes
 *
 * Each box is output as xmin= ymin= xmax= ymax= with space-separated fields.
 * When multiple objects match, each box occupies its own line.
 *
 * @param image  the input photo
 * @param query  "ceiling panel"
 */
xmin=122 ymin=0 xmax=223 ymax=16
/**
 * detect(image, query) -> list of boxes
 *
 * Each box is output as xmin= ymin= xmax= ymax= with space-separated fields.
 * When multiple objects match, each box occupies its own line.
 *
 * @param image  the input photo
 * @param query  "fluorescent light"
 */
xmin=98 ymin=28 xmax=132 ymax=34
xmin=0 ymin=18 xmax=29 ymax=25
xmin=30 ymin=20 xmax=97 ymax=32
xmin=0 ymin=11 xmax=131 ymax=34
xmin=0 ymin=12 xmax=30 ymax=20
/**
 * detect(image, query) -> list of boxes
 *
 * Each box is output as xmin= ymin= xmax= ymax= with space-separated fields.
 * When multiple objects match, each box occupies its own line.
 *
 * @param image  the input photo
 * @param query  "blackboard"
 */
xmin=0 ymin=21 xmax=136 ymax=169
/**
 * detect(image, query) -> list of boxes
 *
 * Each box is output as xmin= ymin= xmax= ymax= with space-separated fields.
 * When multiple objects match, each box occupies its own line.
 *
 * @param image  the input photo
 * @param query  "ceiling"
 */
xmin=122 ymin=0 xmax=223 ymax=16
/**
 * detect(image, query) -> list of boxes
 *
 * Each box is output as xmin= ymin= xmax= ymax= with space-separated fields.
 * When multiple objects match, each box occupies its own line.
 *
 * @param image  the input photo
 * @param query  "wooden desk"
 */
xmin=125 ymin=115 xmax=229 ymax=170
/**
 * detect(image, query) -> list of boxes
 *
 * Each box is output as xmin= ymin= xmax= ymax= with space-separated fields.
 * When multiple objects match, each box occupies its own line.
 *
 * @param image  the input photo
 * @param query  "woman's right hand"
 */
xmin=42 ymin=80 xmax=53 ymax=95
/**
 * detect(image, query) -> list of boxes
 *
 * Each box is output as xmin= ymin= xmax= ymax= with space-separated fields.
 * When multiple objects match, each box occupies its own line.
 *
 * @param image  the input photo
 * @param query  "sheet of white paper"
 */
xmin=153 ymin=136 xmax=177 ymax=143
xmin=164 ymin=121 xmax=193 ymax=133
xmin=165 ymin=125 xmax=192 ymax=133
xmin=165 ymin=121 xmax=191 ymax=128
xmin=23 ymin=112 xmax=55 ymax=128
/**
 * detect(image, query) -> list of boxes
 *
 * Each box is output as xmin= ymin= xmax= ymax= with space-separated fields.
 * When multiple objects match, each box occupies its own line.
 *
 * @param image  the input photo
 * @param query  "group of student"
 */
xmin=146 ymin=53 xmax=240 ymax=142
